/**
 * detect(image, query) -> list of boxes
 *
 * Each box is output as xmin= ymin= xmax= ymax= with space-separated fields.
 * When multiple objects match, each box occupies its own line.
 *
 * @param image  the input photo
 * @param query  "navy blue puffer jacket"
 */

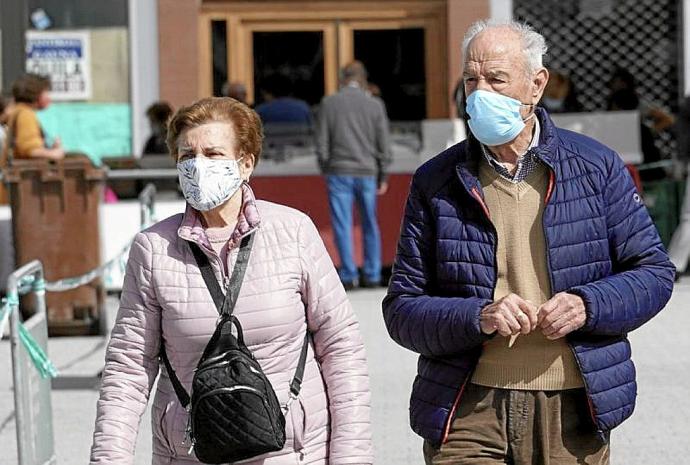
xmin=383 ymin=109 xmax=675 ymax=447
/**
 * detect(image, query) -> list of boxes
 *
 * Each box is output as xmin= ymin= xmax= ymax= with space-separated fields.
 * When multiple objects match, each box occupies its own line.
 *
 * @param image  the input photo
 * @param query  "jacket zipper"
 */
xmin=542 ymin=170 xmax=557 ymax=300
xmin=196 ymin=240 xmax=230 ymax=285
xmin=441 ymin=377 xmax=469 ymax=443
xmin=196 ymin=355 xmax=263 ymax=375
xmin=540 ymin=168 xmax=601 ymax=436
xmin=441 ymin=185 xmax=498 ymax=444
xmin=193 ymin=385 xmax=265 ymax=409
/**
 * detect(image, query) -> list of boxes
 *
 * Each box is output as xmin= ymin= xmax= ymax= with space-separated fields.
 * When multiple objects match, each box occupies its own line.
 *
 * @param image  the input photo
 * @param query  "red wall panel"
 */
xmin=250 ymin=174 xmax=412 ymax=267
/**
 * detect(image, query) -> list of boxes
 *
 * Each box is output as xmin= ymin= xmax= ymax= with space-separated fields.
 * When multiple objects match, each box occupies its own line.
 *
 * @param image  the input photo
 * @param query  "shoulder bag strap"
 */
xmin=288 ymin=332 xmax=310 ymax=400
xmin=160 ymin=232 xmax=255 ymax=409
xmin=160 ymin=342 xmax=191 ymax=407
xmin=187 ymin=240 xmax=224 ymax=311
xmin=188 ymin=233 xmax=254 ymax=315
xmin=219 ymin=233 xmax=254 ymax=317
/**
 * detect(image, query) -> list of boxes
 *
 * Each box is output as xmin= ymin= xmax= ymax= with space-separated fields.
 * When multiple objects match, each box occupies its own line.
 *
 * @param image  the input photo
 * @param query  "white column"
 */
xmin=128 ymin=0 xmax=160 ymax=157
xmin=490 ymin=0 xmax=513 ymax=22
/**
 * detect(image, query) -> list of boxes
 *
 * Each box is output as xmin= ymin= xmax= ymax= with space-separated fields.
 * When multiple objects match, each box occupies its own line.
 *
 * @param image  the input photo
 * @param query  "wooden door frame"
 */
xmin=198 ymin=1 xmax=448 ymax=116
xmin=199 ymin=14 xmax=337 ymax=106
xmin=239 ymin=21 xmax=337 ymax=105
xmin=338 ymin=18 xmax=447 ymax=118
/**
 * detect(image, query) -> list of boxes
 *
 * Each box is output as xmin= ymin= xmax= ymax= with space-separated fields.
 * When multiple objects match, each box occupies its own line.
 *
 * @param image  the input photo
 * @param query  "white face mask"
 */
xmin=177 ymin=157 xmax=244 ymax=211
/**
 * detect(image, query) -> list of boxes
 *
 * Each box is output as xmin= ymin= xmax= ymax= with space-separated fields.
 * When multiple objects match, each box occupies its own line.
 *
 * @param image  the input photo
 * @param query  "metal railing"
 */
xmin=3 ymin=184 xmax=158 ymax=464
xmin=7 ymin=261 xmax=57 ymax=465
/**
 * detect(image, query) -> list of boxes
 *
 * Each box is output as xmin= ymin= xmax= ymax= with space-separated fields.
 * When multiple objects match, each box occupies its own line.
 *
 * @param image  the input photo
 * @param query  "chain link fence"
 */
xmin=514 ymin=0 xmax=681 ymax=159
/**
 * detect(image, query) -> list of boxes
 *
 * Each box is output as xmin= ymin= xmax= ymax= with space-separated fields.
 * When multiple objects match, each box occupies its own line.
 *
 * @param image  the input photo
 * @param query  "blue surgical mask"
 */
xmin=466 ymin=90 xmax=533 ymax=146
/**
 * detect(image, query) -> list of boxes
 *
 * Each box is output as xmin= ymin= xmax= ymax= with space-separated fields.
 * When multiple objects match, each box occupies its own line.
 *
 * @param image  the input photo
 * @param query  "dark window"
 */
xmin=252 ymin=31 xmax=324 ymax=106
xmin=211 ymin=20 xmax=228 ymax=97
xmin=354 ymin=28 xmax=426 ymax=121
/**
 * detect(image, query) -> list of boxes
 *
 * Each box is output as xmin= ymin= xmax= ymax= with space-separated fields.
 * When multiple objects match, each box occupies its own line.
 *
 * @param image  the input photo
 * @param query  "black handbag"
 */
xmin=160 ymin=233 xmax=308 ymax=464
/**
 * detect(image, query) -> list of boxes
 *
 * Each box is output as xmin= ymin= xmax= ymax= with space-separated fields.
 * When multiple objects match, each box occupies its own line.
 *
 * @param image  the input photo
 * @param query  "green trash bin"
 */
xmin=642 ymin=179 xmax=685 ymax=247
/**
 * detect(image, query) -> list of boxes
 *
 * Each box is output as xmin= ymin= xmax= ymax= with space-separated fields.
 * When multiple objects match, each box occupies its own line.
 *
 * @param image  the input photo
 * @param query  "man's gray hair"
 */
xmin=462 ymin=20 xmax=548 ymax=73
xmin=340 ymin=60 xmax=368 ymax=84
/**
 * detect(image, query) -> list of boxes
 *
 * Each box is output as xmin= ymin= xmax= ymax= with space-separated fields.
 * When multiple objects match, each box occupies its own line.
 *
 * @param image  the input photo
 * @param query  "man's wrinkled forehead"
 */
xmin=465 ymin=28 xmax=523 ymax=65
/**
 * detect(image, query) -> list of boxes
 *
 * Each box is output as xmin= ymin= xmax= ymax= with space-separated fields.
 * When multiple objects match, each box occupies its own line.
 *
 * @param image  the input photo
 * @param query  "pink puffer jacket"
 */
xmin=89 ymin=197 xmax=373 ymax=465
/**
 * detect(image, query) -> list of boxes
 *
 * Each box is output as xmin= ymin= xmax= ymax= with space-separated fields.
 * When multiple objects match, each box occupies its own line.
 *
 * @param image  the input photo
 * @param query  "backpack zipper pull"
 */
xmin=185 ymin=404 xmax=195 ymax=455
xmin=183 ymin=421 xmax=191 ymax=443
xmin=183 ymin=405 xmax=192 ymax=444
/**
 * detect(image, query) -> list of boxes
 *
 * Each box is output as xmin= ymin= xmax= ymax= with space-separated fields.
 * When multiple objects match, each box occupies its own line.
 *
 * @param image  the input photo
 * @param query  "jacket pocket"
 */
xmin=152 ymin=401 xmax=175 ymax=456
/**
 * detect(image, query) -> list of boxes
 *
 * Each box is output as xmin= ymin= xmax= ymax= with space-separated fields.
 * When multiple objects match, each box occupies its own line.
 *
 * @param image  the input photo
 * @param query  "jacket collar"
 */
xmin=177 ymin=182 xmax=261 ymax=250
xmin=456 ymin=107 xmax=559 ymax=194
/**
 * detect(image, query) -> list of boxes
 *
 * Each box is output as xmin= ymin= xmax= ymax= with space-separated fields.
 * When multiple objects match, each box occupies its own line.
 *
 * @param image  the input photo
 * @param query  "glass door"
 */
xmin=353 ymin=27 xmax=426 ymax=121
xmin=198 ymin=8 xmax=447 ymax=118
xmin=338 ymin=19 xmax=447 ymax=119
xmin=198 ymin=16 xmax=336 ymax=105
xmin=252 ymin=30 xmax=325 ymax=107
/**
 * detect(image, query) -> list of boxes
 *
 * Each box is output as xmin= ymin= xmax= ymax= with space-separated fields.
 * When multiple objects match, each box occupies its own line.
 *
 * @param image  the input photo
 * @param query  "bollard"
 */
xmin=8 ymin=260 xmax=57 ymax=465
xmin=138 ymin=182 xmax=157 ymax=229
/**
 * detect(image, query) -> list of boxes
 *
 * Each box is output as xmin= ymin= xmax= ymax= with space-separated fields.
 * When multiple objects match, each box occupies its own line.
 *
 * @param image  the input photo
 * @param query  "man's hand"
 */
xmin=538 ymin=292 xmax=586 ymax=340
xmin=480 ymin=293 xmax=539 ymax=337
xmin=377 ymin=180 xmax=388 ymax=196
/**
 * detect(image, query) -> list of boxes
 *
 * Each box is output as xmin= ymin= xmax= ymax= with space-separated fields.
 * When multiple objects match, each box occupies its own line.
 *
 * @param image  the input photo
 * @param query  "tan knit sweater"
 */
xmin=471 ymin=159 xmax=583 ymax=390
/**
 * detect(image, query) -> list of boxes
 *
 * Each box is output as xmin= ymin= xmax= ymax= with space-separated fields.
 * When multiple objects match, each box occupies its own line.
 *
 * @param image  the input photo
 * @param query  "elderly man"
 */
xmin=383 ymin=20 xmax=674 ymax=465
xmin=316 ymin=61 xmax=391 ymax=289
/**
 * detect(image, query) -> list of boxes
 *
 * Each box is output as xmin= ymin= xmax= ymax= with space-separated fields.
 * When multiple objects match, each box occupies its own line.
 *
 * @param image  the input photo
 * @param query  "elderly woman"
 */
xmin=90 ymin=97 xmax=373 ymax=464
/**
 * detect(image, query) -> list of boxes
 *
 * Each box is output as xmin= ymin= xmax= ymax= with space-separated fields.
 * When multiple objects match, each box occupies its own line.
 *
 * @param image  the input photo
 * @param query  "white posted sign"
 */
xmin=26 ymin=30 xmax=92 ymax=101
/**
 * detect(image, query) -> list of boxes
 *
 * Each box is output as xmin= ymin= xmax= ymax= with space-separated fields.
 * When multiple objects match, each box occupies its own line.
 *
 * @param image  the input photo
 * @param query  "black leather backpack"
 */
xmin=160 ymin=233 xmax=308 ymax=464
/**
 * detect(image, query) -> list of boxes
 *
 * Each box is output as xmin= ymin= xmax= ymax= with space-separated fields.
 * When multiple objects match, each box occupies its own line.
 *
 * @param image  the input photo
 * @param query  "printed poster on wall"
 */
xmin=25 ymin=30 xmax=92 ymax=101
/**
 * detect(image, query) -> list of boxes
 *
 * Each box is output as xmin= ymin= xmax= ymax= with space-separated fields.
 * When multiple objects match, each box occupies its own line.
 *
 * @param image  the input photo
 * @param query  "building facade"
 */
xmin=157 ymin=0 xmax=500 ymax=118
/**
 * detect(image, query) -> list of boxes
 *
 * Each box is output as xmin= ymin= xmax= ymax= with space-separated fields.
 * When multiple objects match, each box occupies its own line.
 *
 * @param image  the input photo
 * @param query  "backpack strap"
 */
xmin=220 ymin=234 xmax=254 ymax=317
xmin=161 ymin=233 xmax=254 ymax=408
xmin=187 ymin=233 xmax=254 ymax=316
xmin=160 ymin=338 xmax=191 ymax=408
xmin=187 ymin=239 xmax=225 ymax=311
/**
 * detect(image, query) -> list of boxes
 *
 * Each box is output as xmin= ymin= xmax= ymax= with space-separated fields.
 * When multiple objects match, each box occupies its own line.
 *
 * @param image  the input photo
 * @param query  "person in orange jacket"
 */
xmin=4 ymin=73 xmax=65 ymax=162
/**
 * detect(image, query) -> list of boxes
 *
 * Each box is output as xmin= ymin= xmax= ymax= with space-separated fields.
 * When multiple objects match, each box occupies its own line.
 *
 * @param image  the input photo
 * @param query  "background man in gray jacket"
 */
xmin=316 ymin=61 xmax=391 ymax=289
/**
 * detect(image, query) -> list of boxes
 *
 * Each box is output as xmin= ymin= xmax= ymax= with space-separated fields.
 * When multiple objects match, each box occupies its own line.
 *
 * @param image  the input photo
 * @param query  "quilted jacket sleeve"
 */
xmin=570 ymin=152 xmax=675 ymax=335
xmin=90 ymin=233 xmax=162 ymax=464
xmin=298 ymin=216 xmax=373 ymax=465
xmin=383 ymin=177 xmax=493 ymax=357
